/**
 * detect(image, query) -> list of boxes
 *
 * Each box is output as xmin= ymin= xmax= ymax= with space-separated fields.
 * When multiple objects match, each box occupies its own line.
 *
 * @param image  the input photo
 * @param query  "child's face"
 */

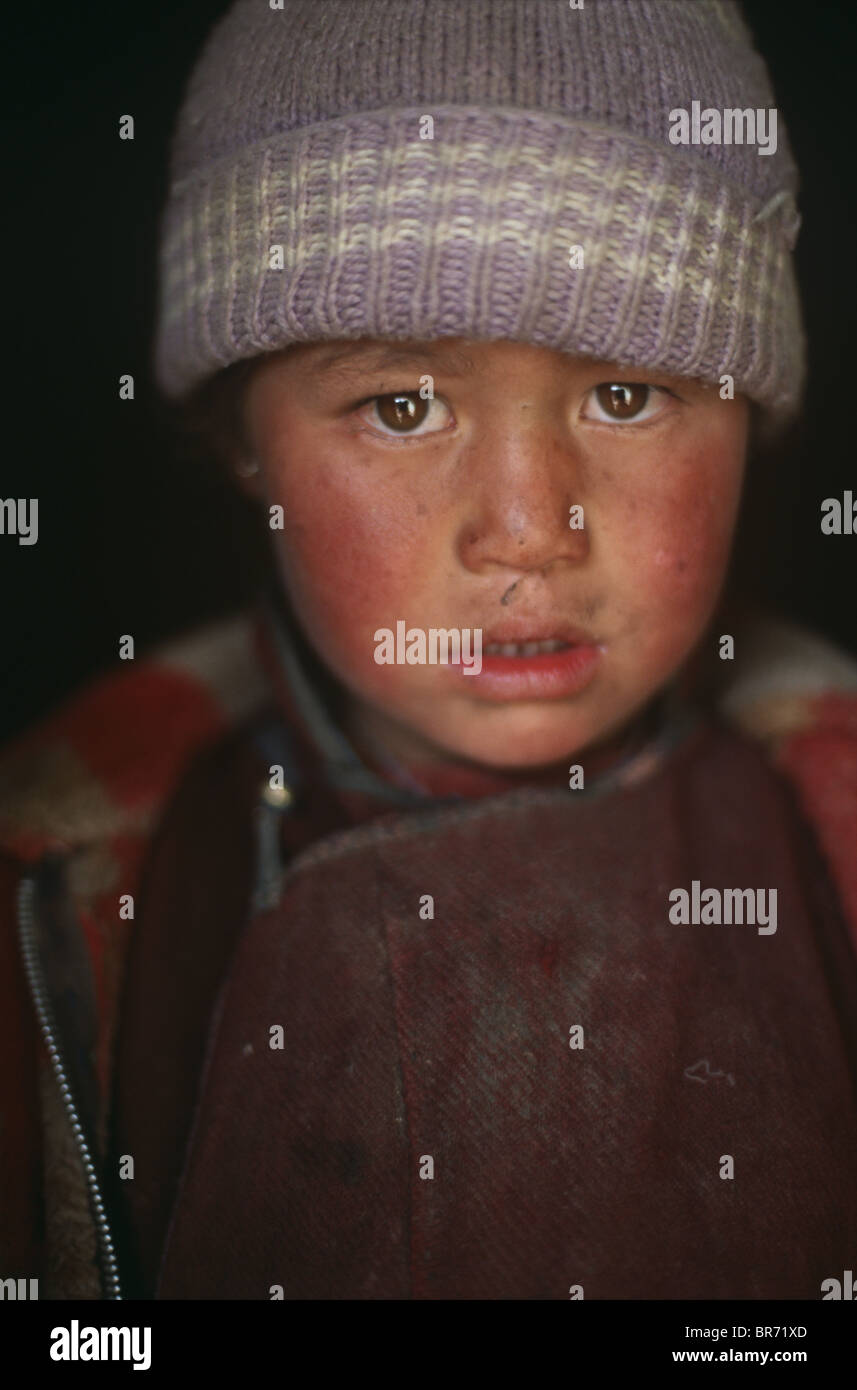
xmin=242 ymin=339 xmax=749 ymax=771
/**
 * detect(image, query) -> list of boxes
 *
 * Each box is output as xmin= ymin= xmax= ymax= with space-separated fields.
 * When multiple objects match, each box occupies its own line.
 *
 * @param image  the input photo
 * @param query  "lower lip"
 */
xmin=452 ymin=643 xmax=604 ymax=701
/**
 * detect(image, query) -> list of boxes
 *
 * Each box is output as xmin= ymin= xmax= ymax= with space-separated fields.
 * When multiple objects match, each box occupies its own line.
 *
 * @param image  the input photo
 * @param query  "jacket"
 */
xmin=2 ymin=605 xmax=856 ymax=1298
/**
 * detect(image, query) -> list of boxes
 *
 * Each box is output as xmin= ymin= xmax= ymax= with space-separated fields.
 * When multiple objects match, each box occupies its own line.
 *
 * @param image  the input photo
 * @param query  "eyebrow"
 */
xmin=308 ymin=341 xmax=478 ymax=381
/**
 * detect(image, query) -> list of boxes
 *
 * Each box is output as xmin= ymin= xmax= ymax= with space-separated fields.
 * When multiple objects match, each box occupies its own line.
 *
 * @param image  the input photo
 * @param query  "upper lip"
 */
xmin=480 ymin=621 xmax=597 ymax=646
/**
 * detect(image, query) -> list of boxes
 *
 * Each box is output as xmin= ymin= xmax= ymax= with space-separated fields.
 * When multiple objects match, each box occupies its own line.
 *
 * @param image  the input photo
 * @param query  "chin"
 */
xmin=423 ymin=713 xmax=603 ymax=773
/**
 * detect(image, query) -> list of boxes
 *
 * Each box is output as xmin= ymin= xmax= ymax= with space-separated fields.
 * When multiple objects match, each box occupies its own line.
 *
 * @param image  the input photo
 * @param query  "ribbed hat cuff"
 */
xmin=155 ymin=105 xmax=804 ymax=420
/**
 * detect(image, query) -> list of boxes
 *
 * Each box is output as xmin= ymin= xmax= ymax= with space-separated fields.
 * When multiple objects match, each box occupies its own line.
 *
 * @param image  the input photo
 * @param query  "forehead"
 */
xmin=282 ymin=338 xmax=484 ymax=382
xmin=270 ymin=338 xmax=634 ymax=384
xmin=256 ymin=338 xmax=710 ymax=401
xmin=309 ymin=336 xmax=477 ymax=375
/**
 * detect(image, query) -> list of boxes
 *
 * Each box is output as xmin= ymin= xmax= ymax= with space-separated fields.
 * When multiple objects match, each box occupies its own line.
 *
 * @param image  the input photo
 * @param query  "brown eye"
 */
xmin=594 ymin=383 xmax=651 ymax=419
xmin=375 ymin=393 xmax=430 ymax=432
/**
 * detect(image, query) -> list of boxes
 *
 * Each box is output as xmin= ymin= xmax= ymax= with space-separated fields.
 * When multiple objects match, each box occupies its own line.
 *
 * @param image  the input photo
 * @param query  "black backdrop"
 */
xmin=3 ymin=0 xmax=855 ymax=744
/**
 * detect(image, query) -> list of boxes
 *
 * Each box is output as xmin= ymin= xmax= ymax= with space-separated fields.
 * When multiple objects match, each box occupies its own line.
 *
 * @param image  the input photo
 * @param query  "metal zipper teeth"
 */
xmin=17 ymin=874 xmax=122 ymax=1301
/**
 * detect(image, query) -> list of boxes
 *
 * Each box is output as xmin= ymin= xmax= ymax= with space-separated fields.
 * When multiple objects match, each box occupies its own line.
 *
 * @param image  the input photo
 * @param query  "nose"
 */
xmin=454 ymin=415 xmax=590 ymax=577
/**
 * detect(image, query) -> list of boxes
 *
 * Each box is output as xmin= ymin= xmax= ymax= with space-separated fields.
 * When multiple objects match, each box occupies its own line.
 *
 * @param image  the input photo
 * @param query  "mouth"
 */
xmin=481 ymin=621 xmax=598 ymax=653
xmin=483 ymin=638 xmax=572 ymax=657
xmin=456 ymin=624 xmax=605 ymax=701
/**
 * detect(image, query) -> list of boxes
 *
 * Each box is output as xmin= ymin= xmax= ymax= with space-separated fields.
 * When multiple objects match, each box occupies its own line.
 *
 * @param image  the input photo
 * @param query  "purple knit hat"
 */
xmin=154 ymin=0 xmax=804 ymax=424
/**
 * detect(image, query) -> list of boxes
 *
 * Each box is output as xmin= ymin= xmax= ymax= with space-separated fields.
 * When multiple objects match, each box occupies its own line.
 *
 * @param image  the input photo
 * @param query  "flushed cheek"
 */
xmin=269 ymin=462 xmax=440 ymax=681
xmin=613 ymin=472 xmax=740 ymax=669
xmin=645 ymin=528 xmax=725 ymax=608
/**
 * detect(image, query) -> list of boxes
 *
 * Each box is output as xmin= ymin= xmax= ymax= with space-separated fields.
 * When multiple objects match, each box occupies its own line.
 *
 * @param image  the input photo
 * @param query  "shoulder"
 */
xmin=0 ymin=612 xmax=272 ymax=880
xmin=716 ymin=610 xmax=857 ymax=942
xmin=0 ymin=611 xmax=276 ymax=1144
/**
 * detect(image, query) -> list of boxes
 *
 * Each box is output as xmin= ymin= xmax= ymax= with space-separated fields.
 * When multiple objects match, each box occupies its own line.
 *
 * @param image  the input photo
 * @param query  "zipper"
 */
xmin=17 ymin=873 xmax=122 ymax=1300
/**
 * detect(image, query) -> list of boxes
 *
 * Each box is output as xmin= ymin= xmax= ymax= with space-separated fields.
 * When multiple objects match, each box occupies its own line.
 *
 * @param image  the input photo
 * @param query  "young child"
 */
xmin=2 ymin=0 xmax=856 ymax=1302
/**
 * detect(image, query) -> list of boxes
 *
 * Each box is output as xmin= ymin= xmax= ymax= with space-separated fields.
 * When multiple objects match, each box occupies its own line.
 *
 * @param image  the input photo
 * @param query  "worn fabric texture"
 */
xmin=126 ymin=715 xmax=857 ymax=1300
xmin=1 ymin=607 xmax=856 ymax=1298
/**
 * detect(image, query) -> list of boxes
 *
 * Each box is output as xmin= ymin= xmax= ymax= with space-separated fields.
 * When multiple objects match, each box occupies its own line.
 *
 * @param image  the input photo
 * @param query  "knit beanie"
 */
xmin=154 ymin=0 xmax=804 ymax=427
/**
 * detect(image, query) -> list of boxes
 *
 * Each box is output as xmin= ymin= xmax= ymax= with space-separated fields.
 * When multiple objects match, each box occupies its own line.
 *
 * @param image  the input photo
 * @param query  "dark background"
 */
xmin=2 ymin=0 xmax=855 ymax=744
